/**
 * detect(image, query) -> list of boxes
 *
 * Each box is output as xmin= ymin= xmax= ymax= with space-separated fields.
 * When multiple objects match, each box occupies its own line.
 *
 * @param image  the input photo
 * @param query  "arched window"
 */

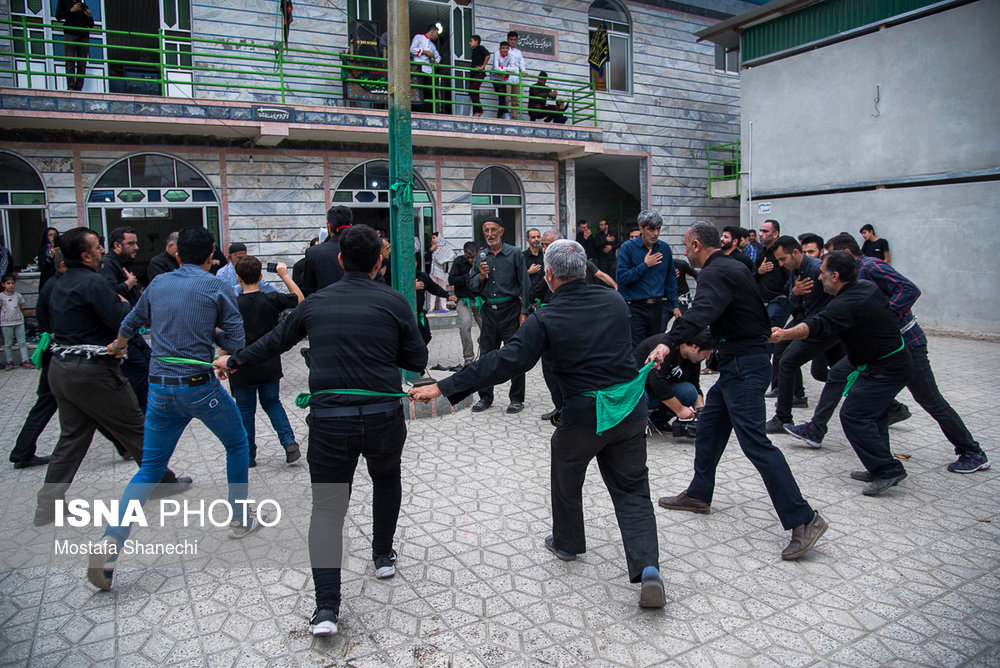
xmin=589 ymin=0 xmax=632 ymax=94
xmin=471 ymin=167 xmax=524 ymax=248
xmin=87 ymin=153 xmax=219 ymax=281
xmin=333 ymin=160 xmax=435 ymax=259
xmin=0 ymin=152 xmax=48 ymax=273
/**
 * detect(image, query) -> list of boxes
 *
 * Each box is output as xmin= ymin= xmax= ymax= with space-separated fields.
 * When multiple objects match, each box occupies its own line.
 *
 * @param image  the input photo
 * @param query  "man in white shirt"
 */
xmin=505 ymin=31 xmax=528 ymax=119
xmin=489 ymin=41 xmax=519 ymax=120
xmin=409 ymin=23 xmax=441 ymax=112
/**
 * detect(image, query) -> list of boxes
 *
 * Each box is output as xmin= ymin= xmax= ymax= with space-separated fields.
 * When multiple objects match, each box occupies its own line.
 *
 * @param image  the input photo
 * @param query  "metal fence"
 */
xmin=0 ymin=18 xmax=598 ymax=126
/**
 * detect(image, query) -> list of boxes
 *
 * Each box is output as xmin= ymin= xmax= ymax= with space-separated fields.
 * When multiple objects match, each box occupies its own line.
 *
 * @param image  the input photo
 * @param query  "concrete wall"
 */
xmin=742 ymin=181 xmax=1000 ymax=336
xmin=741 ymin=1 xmax=1000 ymax=193
xmin=737 ymin=1 xmax=1000 ymax=336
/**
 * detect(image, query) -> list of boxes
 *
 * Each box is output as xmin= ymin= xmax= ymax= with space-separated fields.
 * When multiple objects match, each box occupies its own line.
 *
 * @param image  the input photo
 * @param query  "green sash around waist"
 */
xmin=842 ymin=338 xmax=905 ymax=397
xmin=581 ymin=361 xmax=655 ymax=434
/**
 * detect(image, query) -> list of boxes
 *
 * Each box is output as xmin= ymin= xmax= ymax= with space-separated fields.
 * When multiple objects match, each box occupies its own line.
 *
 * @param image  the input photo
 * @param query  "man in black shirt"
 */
xmin=101 ymin=226 xmax=153 ymax=423
xmin=34 ymin=228 xmax=188 ymax=525
xmin=301 ymin=205 xmax=352 ymax=296
xmin=575 ymin=220 xmax=597 ymax=261
xmin=524 ymin=228 xmax=545 ymax=306
xmin=467 ymin=35 xmax=490 ymax=117
xmin=527 ymin=71 xmax=567 ymax=124
xmin=765 ymin=236 xmax=845 ymax=434
xmin=634 ymin=330 xmax=713 ymax=428
xmin=650 ymin=222 xmax=826 ymax=560
xmin=771 ymin=251 xmax=912 ymax=496
xmin=594 ymin=219 xmax=618 ymax=277
xmin=448 ymin=241 xmax=481 ymax=366
xmin=860 ymin=224 xmax=891 ymax=263
xmin=410 ymin=239 xmax=666 ymax=609
xmin=721 ymin=226 xmax=754 ymax=273
xmin=146 ymin=230 xmax=180 ymax=282
xmin=217 ymin=224 xmax=427 ymax=636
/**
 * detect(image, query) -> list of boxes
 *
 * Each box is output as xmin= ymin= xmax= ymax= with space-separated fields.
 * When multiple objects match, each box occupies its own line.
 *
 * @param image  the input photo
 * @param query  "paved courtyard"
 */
xmin=0 ymin=327 xmax=998 ymax=667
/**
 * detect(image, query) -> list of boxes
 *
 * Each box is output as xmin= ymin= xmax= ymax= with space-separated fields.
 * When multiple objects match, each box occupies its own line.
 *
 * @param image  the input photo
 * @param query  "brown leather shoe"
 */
xmin=781 ymin=511 xmax=827 ymax=560
xmin=657 ymin=491 xmax=710 ymax=514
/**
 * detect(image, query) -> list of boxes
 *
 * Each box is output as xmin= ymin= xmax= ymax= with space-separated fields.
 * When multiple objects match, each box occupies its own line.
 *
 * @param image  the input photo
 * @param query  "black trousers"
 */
xmin=686 ymin=353 xmax=814 ymax=530
xmin=810 ymin=344 xmax=981 ymax=455
xmin=550 ymin=411 xmax=659 ymax=583
xmin=11 ymin=348 xmax=150 ymax=463
xmin=628 ymin=301 xmax=664 ymax=349
xmin=307 ymin=408 xmax=406 ymax=609
xmin=478 ymin=300 xmax=525 ymax=403
xmin=840 ymin=369 xmax=908 ymax=479
xmin=773 ymin=336 xmax=845 ymax=422
xmin=63 ymin=31 xmax=89 ymax=90
xmin=37 ymin=357 xmax=177 ymax=508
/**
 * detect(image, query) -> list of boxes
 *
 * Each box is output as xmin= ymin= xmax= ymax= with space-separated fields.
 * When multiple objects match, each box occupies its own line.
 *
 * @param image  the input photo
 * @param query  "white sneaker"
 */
xmin=309 ymin=607 xmax=339 ymax=635
xmin=228 ymin=510 xmax=267 ymax=539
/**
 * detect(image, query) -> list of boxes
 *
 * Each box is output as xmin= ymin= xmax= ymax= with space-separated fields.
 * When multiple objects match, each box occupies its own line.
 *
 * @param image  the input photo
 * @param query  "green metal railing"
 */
xmin=707 ymin=140 xmax=740 ymax=197
xmin=0 ymin=18 xmax=598 ymax=126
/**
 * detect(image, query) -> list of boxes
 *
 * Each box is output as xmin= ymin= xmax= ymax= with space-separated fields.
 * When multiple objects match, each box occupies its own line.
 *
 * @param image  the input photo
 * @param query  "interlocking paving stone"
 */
xmin=0 ymin=331 xmax=997 ymax=666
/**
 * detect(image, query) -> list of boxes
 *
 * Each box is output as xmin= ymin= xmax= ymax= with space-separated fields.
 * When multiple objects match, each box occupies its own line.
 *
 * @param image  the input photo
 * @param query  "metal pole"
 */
xmin=387 ymin=0 xmax=418 ymax=380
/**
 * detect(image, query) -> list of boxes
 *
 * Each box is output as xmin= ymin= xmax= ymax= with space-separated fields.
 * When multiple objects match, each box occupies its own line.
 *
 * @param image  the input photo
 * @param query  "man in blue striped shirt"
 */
xmin=616 ymin=210 xmax=680 ymax=347
xmin=88 ymin=226 xmax=261 ymax=592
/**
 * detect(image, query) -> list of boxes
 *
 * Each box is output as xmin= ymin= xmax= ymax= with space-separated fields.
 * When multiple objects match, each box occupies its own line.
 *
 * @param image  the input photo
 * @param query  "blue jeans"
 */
xmin=686 ymin=353 xmax=814 ymax=530
xmin=231 ymin=381 xmax=296 ymax=462
xmin=104 ymin=378 xmax=250 ymax=544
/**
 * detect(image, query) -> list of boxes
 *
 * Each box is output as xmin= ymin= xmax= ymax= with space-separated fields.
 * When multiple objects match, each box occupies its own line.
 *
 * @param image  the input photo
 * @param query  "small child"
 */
xmin=1 ymin=274 xmax=33 ymax=370
xmin=230 ymin=256 xmax=304 ymax=467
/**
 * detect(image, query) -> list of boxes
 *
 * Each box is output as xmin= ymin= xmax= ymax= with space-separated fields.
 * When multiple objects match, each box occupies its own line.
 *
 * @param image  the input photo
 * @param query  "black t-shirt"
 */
xmin=862 ymin=238 xmax=890 ymax=261
xmin=471 ymin=44 xmax=490 ymax=69
xmin=230 ymin=291 xmax=298 ymax=388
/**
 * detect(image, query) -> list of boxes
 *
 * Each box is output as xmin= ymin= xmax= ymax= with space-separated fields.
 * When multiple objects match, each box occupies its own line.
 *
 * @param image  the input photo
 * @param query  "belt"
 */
xmin=53 ymin=354 xmax=119 ymax=366
xmin=484 ymin=299 xmax=517 ymax=311
xmin=311 ymin=400 xmax=402 ymax=418
xmin=149 ymin=373 xmax=211 ymax=387
xmin=626 ymin=297 xmax=663 ymax=306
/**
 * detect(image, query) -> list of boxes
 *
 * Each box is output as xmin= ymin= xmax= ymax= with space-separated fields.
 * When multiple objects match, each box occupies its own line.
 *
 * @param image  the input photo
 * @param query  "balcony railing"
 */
xmin=0 ymin=18 xmax=598 ymax=126
xmin=707 ymin=140 xmax=740 ymax=197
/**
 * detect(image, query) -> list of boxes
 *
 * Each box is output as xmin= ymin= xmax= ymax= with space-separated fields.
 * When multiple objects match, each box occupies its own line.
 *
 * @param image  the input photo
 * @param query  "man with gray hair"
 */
xmin=649 ymin=221 xmax=827 ymax=561
xmin=411 ymin=239 xmax=667 ymax=609
xmin=617 ymin=210 xmax=681 ymax=347
xmin=146 ymin=230 xmax=180 ymax=282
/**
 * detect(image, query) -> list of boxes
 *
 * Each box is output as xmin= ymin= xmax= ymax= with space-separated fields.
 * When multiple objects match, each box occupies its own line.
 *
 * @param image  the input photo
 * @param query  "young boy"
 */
xmin=232 ymin=256 xmax=304 ymax=466
xmin=1 ymin=274 xmax=33 ymax=369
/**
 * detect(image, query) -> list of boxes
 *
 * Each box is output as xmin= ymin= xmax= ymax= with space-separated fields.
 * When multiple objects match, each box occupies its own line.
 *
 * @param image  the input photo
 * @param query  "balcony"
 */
xmin=0 ymin=19 xmax=603 ymax=157
xmin=707 ymin=140 xmax=739 ymax=198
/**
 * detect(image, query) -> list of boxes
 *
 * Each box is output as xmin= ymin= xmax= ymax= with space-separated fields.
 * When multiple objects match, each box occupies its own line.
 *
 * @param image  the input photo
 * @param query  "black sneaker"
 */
xmin=947 ymin=451 xmax=991 ymax=474
xmin=888 ymin=403 xmax=911 ymax=426
xmin=791 ymin=395 xmax=808 ymax=408
xmin=284 ymin=443 xmax=301 ymax=464
xmin=765 ymin=416 xmax=787 ymax=434
xmin=783 ymin=422 xmax=823 ymax=449
xmin=373 ymin=549 xmax=397 ymax=579
xmin=309 ymin=607 xmax=339 ymax=635
xmin=544 ymin=534 xmax=578 ymax=562
xmin=13 ymin=455 xmax=49 ymax=469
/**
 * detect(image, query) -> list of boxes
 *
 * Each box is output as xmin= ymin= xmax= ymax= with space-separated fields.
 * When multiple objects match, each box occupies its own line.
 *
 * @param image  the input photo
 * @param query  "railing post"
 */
xmin=279 ymin=44 xmax=286 ymax=103
xmin=592 ymin=82 xmax=597 ymax=127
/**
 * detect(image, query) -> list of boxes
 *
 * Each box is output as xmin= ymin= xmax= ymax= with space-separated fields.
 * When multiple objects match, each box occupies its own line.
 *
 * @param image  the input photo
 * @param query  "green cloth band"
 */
xmin=30 ymin=332 xmax=53 ymax=370
xmin=419 ymin=312 xmax=426 ymax=327
xmin=533 ymin=299 xmax=547 ymax=310
xmin=581 ymin=361 xmax=655 ymax=434
xmin=294 ymin=388 xmax=411 ymax=409
xmin=486 ymin=295 xmax=513 ymax=303
xmin=842 ymin=338 xmax=905 ymax=397
xmin=460 ymin=297 xmax=484 ymax=310
xmin=389 ymin=179 xmax=413 ymax=208
xmin=155 ymin=356 xmax=217 ymax=368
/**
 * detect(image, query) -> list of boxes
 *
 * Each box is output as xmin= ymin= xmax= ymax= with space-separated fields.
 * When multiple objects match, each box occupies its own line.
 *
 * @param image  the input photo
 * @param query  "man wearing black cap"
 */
xmin=302 ymin=205 xmax=353 ymax=296
xmin=528 ymin=72 xmax=567 ymax=124
xmin=216 ymin=242 xmax=278 ymax=296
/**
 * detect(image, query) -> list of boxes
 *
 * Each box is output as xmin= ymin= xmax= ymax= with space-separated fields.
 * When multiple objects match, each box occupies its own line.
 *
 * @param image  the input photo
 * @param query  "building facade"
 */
xmin=698 ymin=0 xmax=1000 ymax=336
xmin=0 ymin=0 xmax=757 ymax=293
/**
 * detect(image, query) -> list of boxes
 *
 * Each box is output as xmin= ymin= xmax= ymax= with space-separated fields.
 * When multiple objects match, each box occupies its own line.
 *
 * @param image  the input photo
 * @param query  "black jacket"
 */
xmin=664 ymin=251 xmax=769 ymax=356
xmin=300 ymin=235 xmax=343 ymax=297
xmin=100 ymin=250 xmax=142 ymax=306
